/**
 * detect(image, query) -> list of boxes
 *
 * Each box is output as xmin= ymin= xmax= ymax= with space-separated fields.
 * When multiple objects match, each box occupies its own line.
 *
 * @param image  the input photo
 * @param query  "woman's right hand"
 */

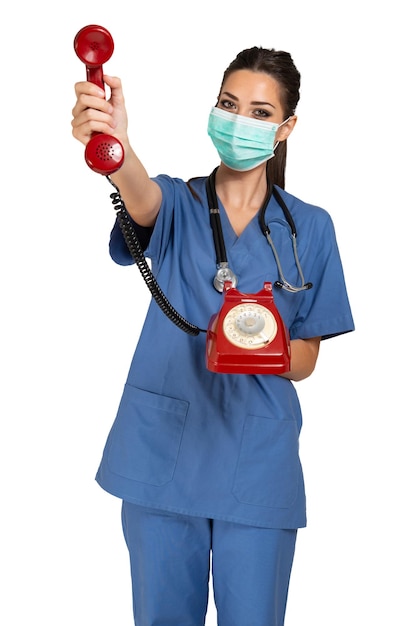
xmin=72 ymin=74 xmax=162 ymax=226
xmin=71 ymin=75 xmax=129 ymax=149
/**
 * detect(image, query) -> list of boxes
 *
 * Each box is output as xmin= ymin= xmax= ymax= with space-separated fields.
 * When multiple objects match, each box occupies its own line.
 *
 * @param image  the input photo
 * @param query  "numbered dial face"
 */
xmin=223 ymin=303 xmax=278 ymax=349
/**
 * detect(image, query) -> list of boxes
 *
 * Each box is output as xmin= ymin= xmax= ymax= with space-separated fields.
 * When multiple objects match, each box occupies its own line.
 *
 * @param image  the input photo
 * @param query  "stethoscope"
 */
xmin=206 ymin=167 xmax=313 ymax=294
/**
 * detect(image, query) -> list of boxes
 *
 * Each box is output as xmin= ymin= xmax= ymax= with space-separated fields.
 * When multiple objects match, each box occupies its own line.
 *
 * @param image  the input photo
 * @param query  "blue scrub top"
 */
xmin=96 ymin=174 xmax=355 ymax=529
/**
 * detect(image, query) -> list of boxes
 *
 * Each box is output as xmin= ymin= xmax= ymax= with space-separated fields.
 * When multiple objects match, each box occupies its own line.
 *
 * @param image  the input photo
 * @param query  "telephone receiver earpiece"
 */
xmin=74 ymin=25 xmax=124 ymax=175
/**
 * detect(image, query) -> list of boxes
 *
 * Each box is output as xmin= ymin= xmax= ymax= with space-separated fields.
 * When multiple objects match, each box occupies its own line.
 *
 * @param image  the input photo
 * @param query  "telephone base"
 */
xmin=205 ymin=281 xmax=291 ymax=376
xmin=206 ymin=334 xmax=291 ymax=375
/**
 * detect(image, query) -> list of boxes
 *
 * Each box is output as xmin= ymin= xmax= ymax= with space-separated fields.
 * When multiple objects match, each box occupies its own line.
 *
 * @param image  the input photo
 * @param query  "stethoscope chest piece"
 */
xmin=213 ymin=264 xmax=238 ymax=293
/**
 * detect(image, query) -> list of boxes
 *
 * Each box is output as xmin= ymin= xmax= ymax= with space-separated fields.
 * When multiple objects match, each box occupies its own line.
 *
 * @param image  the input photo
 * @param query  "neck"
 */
xmin=212 ymin=165 xmax=270 ymax=236
xmin=215 ymin=164 xmax=268 ymax=212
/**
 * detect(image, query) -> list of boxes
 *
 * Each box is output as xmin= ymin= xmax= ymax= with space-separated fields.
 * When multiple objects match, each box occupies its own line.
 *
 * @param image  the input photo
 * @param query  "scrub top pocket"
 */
xmin=107 ymin=384 xmax=189 ymax=486
xmin=232 ymin=414 xmax=301 ymax=509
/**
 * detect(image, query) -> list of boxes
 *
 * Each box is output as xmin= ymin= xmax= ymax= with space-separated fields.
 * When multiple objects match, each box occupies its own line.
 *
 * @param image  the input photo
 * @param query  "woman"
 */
xmin=72 ymin=46 xmax=354 ymax=626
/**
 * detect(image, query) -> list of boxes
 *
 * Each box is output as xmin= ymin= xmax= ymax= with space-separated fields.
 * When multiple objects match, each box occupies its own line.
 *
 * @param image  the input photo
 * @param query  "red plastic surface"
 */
xmin=74 ymin=25 xmax=124 ymax=174
xmin=206 ymin=282 xmax=291 ymax=375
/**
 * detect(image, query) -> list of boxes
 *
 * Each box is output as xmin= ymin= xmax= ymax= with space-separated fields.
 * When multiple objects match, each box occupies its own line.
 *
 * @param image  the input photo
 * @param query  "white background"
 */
xmin=1 ymin=1 xmax=417 ymax=624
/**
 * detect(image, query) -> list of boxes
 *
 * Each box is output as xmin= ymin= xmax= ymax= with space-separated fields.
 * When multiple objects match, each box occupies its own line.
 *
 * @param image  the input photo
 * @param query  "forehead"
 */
xmin=221 ymin=69 xmax=282 ymax=103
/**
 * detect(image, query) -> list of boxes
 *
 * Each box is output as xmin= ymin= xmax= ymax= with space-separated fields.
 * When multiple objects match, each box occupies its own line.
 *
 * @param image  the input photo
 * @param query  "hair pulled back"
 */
xmin=220 ymin=47 xmax=301 ymax=189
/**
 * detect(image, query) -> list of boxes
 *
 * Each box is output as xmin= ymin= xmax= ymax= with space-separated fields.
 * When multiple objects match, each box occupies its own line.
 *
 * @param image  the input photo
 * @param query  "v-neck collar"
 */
xmin=216 ymin=196 xmax=260 ymax=245
xmin=206 ymin=167 xmax=274 ymax=259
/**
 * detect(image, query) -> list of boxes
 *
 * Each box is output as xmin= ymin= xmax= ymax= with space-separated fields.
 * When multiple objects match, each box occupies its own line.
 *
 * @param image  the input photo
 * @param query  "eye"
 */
xmin=253 ymin=109 xmax=271 ymax=119
xmin=219 ymin=99 xmax=236 ymax=111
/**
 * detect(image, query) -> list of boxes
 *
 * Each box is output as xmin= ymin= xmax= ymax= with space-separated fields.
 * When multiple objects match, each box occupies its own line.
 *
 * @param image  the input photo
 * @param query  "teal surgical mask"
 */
xmin=207 ymin=107 xmax=290 ymax=172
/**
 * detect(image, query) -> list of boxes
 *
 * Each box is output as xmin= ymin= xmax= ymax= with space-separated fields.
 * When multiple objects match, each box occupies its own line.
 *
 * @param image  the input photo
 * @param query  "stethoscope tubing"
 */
xmin=206 ymin=167 xmax=312 ymax=293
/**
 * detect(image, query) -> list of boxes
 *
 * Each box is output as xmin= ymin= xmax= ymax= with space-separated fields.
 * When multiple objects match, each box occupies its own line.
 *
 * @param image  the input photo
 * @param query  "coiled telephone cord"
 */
xmin=107 ymin=177 xmax=204 ymax=336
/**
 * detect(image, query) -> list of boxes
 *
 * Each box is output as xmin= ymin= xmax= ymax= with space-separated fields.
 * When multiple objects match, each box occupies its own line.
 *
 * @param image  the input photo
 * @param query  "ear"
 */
xmin=275 ymin=115 xmax=297 ymax=143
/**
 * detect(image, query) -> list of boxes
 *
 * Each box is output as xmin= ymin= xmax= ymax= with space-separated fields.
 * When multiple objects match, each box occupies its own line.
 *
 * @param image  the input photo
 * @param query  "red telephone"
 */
xmin=74 ymin=25 xmax=124 ymax=175
xmin=206 ymin=282 xmax=291 ymax=375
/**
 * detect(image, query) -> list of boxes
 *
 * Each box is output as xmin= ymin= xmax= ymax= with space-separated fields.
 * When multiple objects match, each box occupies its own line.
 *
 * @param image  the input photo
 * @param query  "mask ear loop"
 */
xmin=273 ymin=116 xmax=292 ymax=152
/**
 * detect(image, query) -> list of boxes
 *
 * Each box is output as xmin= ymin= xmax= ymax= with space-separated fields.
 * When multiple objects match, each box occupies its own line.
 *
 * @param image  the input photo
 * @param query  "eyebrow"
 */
xmin=221 ymin=91 xmax=276 ymax=109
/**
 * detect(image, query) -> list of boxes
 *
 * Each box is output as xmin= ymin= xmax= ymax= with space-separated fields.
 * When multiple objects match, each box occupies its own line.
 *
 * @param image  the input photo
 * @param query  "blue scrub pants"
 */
xmin=122 ymin=501 xmax=297 ymax=626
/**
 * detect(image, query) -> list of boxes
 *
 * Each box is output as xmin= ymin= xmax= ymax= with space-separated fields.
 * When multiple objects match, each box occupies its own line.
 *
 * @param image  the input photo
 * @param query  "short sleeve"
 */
xmin=289 ymin=214 xmax=354 ymax=341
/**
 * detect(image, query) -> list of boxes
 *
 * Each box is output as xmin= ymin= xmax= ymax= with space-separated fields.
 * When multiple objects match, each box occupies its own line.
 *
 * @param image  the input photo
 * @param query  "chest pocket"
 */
xmin=107 ymin=385 xmax=189 ymax=486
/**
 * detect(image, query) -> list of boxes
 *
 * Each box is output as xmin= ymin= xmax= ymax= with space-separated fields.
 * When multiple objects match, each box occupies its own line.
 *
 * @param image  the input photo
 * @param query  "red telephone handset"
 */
xmin=206 ymin=282 xmax=291 ymax=375
xmin=74 ymin=25 xmax=124 ymax=175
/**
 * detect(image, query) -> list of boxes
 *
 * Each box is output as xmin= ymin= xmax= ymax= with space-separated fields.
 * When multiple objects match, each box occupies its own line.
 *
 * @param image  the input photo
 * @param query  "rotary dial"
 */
xmin=223 ymin=303 xmax=277 ymax=349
